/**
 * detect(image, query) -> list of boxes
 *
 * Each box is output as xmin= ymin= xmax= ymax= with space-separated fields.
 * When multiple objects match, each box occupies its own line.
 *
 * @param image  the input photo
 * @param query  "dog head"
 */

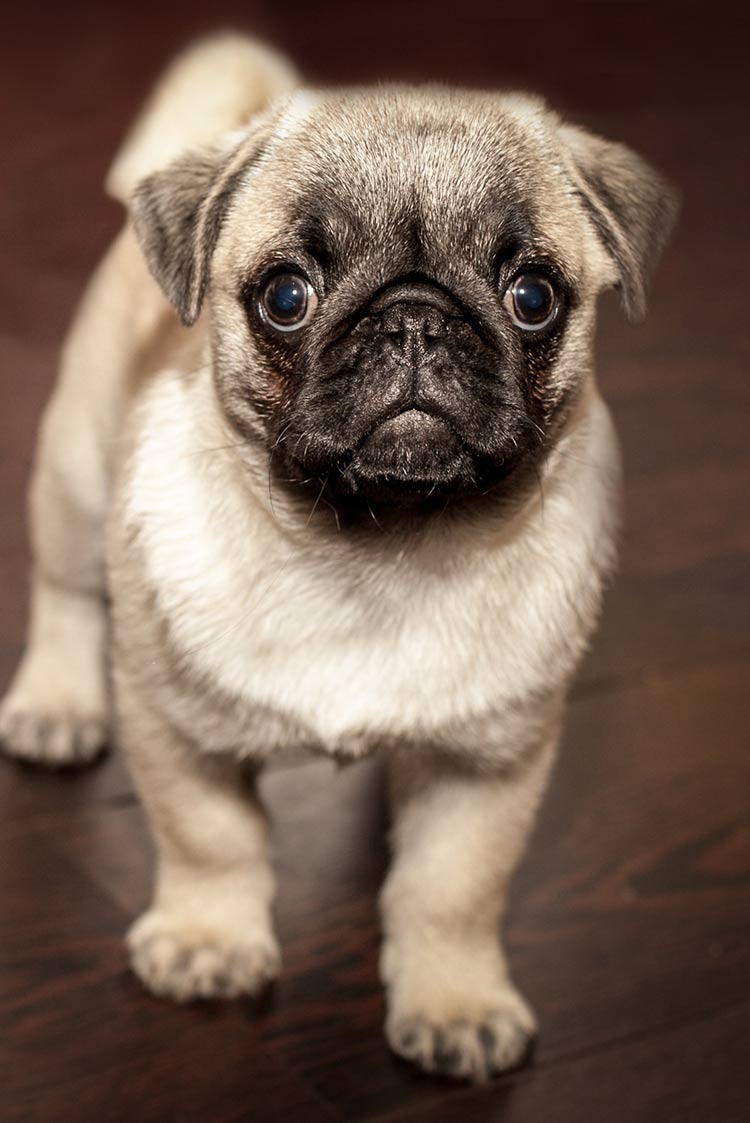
xmin=132 ymin=86 xmax=677 ymax=519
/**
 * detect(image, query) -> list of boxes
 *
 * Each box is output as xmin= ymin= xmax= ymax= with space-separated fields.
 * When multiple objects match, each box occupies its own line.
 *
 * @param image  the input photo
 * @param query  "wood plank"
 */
xmin=379 ymin=1002 xmax=750 ymax=1123
xmin=0 ymin=822 xmax=340 ymax=1123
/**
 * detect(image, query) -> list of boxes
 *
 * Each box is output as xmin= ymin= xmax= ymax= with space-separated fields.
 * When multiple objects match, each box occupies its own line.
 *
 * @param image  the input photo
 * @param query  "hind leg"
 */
xmin=0 ymin=582 xmax=109 ymax=765
xmin=0 ymin=382 xmax=111 ymax=765
xmin=0 ymin=236 xmax=146 ymax=766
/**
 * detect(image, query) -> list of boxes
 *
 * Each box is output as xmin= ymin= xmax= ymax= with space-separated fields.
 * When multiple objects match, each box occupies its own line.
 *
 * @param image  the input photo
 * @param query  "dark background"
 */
xmin=1 ymin=3 xmax=749 ymax=1121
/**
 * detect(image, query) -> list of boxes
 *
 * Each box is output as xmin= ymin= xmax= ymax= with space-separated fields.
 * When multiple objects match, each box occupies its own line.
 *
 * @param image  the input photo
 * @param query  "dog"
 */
xmin=0 ymin=33 xmax=676 ymax=1082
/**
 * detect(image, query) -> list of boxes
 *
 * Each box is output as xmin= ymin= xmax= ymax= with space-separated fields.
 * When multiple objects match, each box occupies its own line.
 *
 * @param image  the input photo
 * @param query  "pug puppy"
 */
xmin=0 ymin=34 xmax=676 ymax=1082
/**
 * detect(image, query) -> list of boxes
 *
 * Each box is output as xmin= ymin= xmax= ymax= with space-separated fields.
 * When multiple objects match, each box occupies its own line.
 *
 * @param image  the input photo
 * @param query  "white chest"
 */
xmin=119 ymin=374 xmax=618 ymax=749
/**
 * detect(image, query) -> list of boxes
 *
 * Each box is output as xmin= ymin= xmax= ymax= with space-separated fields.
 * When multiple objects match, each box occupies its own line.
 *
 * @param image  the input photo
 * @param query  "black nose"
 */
xmin=379 ymin=302 xmax=447 ymax=361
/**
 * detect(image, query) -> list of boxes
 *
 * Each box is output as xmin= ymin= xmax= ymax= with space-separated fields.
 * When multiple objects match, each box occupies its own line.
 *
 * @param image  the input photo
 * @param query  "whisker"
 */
xmin=306 ymin=474 xmax=330 ymax=526
xmin=322 ymin=496 xmax=342 ymax=532
xmin=272 ymin=419 xmax=295 ymax=451
xmin=365 ymin=500 xmax=383 ymax=531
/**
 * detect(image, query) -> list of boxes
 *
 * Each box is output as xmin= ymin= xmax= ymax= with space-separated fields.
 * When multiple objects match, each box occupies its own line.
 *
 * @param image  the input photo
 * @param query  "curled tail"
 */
xmin=105 ymin=32 xmax=297 ymax=203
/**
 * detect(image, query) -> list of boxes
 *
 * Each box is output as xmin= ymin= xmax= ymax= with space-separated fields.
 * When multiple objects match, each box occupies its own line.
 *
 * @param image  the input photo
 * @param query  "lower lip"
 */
xmin=360 ymin=409 xmax=454 ymax=451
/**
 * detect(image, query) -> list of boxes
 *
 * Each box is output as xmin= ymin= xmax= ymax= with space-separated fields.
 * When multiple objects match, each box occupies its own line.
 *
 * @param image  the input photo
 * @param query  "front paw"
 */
xmin=127 ymin=910 xmax=281 ymax=1002
xmin=386 ymin=985 xmax=536 ymax=1082
xmin=0 ymin=703 xmax=108 ymax=767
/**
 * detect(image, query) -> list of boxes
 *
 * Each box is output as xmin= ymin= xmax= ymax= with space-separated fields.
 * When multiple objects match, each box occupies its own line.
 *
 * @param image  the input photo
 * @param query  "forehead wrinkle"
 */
xmin=323 ymin=105 xmax=520 ymax=208
xmin=287 ymin=205 xmax=362 ymax=273
xmin=267 ymin=86 xmax=584 ymax=284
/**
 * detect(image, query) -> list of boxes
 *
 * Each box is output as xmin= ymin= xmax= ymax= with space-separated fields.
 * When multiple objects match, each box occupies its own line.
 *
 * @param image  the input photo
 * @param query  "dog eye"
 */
xmin=260 ymin=273 xmax=318 ymax=332
xmin=504 ymin=273 xmax=558 ymax=331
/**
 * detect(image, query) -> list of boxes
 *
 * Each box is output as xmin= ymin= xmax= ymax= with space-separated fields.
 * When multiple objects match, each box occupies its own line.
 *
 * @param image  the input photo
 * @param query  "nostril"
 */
xmin=381 ymin=307 xmax=404 ymax=336
xmin=423 ymin=309 xmax=446 ymax=340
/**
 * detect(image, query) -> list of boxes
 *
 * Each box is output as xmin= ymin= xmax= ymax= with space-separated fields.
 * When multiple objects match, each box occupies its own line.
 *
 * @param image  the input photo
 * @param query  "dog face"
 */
xmin=133 ymin=87 xmax=676 ymax=517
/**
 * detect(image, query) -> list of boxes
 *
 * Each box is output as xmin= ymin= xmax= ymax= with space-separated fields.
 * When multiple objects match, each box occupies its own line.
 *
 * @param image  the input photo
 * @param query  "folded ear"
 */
xmin=558 ymin=123 xmax=679 ymax=320
xmin=130 ymin=133 xmax=266 ymax=326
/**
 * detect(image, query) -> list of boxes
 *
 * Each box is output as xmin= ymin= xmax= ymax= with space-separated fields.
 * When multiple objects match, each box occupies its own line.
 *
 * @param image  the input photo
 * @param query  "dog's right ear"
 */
xmin=557 ymin=123 xmax=679 ymax=321
xmin=112 ymin=34 xmax=297 ymax=325
xmin=130 ymin=135 xmax=263 ymax=326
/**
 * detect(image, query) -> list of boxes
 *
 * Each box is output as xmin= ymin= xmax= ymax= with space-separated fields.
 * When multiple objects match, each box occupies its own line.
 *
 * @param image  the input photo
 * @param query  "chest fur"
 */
xmin=113 ymin=374 xmax=618 ymax=758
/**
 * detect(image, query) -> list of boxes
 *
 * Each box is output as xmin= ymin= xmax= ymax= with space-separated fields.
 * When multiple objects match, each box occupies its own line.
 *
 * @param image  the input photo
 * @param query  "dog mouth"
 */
xmin=318 ymin=408 xmax=478 ymax=502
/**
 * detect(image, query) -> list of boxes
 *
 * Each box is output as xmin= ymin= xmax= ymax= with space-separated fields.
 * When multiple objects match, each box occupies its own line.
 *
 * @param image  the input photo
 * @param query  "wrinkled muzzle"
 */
xmin=280 ymin=280 xmax=529 ymax=504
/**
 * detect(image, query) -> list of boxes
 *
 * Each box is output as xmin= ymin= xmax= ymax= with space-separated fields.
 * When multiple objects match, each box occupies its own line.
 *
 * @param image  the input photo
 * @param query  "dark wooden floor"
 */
xmin=1 ymin=3 xmax=749 ymax=1120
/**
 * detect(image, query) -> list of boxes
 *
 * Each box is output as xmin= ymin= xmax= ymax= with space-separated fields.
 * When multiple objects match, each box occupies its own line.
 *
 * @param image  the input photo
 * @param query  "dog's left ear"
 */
xmin=131 ymin=134 xmax=264 ymax=326
xmin=558 ymin=123 xmax=679 ymax=320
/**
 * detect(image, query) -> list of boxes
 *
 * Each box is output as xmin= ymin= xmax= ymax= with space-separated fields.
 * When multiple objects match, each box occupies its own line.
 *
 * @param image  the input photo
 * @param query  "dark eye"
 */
xmin=504 ymin=273 xmax=558 ymax=331
xmin=260 ymin=272 xmax=318 ymax=332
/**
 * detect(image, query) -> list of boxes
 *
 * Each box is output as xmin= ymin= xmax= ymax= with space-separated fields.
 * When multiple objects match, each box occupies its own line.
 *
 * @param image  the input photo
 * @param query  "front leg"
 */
xmin=380 ymin=723 xmax=557 ymax=1082
xmin=116 ymin=669 xmax=280 ymax=1002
